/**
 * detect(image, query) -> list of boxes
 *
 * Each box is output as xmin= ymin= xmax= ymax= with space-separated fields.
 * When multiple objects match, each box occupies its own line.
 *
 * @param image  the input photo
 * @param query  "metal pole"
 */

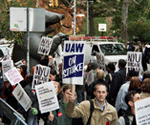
xmin=27 ymin=8 xmax=30 ymax=75
xmin=36 ymin=0 xmax=38 ymax=8
xmin=73 ymin=0 xmax=76 ymax=35
xmin=87 ymin=0 xmax=89 ymax=35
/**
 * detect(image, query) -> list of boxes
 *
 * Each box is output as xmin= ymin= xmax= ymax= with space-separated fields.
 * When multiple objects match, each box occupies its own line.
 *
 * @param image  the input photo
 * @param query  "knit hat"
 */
xmin=90 ymin=62 xmax=98 ymax=70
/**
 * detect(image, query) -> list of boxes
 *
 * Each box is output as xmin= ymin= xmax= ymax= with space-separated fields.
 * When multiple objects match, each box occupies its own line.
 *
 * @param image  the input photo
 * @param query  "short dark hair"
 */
xmin=93 ymin=83 xmax=108 ymax=92
xmin=128 ymin=69 xmax=139 ymax=77
xmin=62 ymin=84 xmax=72 ymax=93
xmin=125 ymin=90 xmax=141 ymax=108
xmin=119 ymin=59 xmax=126 ymax=68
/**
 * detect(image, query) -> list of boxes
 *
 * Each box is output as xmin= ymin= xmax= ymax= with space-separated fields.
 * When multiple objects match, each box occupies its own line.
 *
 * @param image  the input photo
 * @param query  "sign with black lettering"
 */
xmin=38 ymin=37 xmax=53 ymax=55
xmin=35 ymin=82 xmax=59 ymax=114
xmin=14 ymin=60 xmax=23 ymax=68
xmin=12 ymin=83 xmax=32 ymax=112
xmin=2 ymin=60 xmax=14 ymax=81
xmin=96 ymin=53 xmax=105 ymax=71
xmin=127 ymin=52 xmax=142 ymax=74
xmin=63 ymin=41 xmax=85 ymax=85
xmin=32 ymin=64 xmax=50 ymax=89
xmin=135 ymin=97 xmax=150 ymax=125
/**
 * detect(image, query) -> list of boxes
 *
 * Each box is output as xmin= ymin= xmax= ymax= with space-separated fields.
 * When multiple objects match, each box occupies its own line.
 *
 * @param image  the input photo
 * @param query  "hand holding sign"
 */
xmin=48 ymin=111 xmax=54 ymax=121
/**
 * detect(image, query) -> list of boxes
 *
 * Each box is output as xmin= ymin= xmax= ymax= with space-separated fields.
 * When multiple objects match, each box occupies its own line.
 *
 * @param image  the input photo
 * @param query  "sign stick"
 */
xmin=71 ymin=84 xmax=76 ymax=99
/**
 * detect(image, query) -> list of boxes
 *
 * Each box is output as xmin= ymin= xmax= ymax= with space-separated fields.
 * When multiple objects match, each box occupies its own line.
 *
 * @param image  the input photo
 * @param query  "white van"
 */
xmin=70 ymin=36 xmax=127 ymax=66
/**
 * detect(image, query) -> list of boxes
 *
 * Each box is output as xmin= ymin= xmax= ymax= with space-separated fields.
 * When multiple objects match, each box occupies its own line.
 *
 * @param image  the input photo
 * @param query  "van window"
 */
xmin=92 ymin=45 xmax=99 ymax=55
xmin=100 ymin=44 xmax=127 ymax=55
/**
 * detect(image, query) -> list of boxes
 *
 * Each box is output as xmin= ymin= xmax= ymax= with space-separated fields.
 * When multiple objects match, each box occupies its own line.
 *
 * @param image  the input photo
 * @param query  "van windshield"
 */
xmin=99 ymin=44 xmax=127 ymax=55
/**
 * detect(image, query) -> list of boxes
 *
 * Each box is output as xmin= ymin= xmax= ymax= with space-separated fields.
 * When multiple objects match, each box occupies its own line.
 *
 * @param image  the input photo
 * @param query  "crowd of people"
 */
xmin=0 ymin=42 xmax=150 ymax=125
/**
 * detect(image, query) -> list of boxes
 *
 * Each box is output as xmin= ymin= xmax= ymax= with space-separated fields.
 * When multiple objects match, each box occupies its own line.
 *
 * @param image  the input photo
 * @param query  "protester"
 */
xmin=115 ymin=70 xmax=139 ymax=117
xmin=127 ymin=41 xmax=135 ymax=52
xmin=116 ymin=90 xmax=141 ymax=125
xmin=53 ymin=81 xmax=62 ymax=100
xmin=48 ymin=55 xmax=56 ymax=70
xmin=105 ymin=62 xmax=116 ymax=86
xmin=65 ymin=83 xmax=118 ymax=125
xmin=128 ymin=77 xmax=142 ymax=91
xmin=24 ymin=75 xmax=39 ymax=125
xmin=21 ymin=59 xmax=27 ymax=66
xmin=107 ymin=59 xmax=127 ymax=106
xmin=2 ymin=81 xmax=18 ymax=125
xmin=140 ymin=78 xmax=150 ymax=99
xmin=0 ymin=62 xmax=4 ymax=98
xmin=20 ymin=65 xmax=27 ymax=80
xmin=85 ymin=69 xmax=109 ymax=99
xmin=47 ymin=84 xmax=73 ymax=125
xmin=49 ymin=69 xmax=58 ymax=81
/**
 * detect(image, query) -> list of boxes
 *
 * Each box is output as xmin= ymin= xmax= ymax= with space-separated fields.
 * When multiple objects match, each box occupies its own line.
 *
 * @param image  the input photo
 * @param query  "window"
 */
xmin=99 ymin=44 xmax=127 ymax=55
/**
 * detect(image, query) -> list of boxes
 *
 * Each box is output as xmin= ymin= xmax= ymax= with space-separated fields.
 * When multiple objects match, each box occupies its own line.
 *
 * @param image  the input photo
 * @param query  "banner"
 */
xmin=35 ymin=82 xmax=59 ymax=114
xmin=135 ymin=97 xmax=150 ymax=125
xmin=12 ymin=83 xmax=32 ymax=112
xmin=127 ymin=52 xmax=142 ymax=74
xmin=38 ymin=37 xmax=53 ymax=55
xmin=32 ymin=64 xmax=50 ymax=89
xmin=2 ymin=60 xmax=14 ymax=81
xmin=4 ymin=67 xmax=23 ymax=86
xmin=96 ymin=52 xmax=105 ymax=71
xmin=63 ymin=41 xmax=85 ymax=85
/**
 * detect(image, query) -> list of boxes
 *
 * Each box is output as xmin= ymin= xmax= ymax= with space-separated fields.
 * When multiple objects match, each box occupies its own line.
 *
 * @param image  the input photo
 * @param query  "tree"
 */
xmin=0 ymin=0 xmax=36 ymax=44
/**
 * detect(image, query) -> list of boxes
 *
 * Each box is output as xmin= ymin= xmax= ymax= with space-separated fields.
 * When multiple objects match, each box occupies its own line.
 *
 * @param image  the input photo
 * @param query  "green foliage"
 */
xmin=0 ymin=0 xmax=36 ymax=44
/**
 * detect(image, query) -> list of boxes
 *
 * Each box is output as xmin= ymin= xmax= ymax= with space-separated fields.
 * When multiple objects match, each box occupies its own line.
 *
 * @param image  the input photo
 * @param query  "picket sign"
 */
xmin=135 ymin=97 xmax=150 ymax=125
xmin=127 ymin=52 xmax=142 ymax=75
xmin=32 ymin=64 xmax=50 ymax=89
xmin=35 ymin=82 xmax=59 ymax=114
xmin=4 ymin=67 xmax=24 ymax=86
xmin=63 ymin=41 xmax=86 ymax=85
xmin=12 ymin=83 xmax=32 ymax=112
xmin=38 ymin=36 xmax=53 ymax=55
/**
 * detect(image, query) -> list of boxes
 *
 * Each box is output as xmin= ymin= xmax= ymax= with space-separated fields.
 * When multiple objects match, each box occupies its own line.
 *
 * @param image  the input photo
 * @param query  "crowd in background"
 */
xmin=0 ymin=42 xmax=150 ymax=125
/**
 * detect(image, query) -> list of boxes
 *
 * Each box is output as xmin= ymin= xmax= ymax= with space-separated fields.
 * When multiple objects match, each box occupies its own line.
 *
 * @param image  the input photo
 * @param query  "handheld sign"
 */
xmin=4 ymin=67 xmax=23 ymax=86
xmin=2 ymin=60 xmax=14 ymax=81
xmin=135 ymin=97 xmax=150 ymax=125
xmin=38 ymin=36 xmax=53 ymax=55
xmin=12 ymin=83 xmax=32 ymax=112
xmin=127 ymin=52 xmax=142 ymax=75
xmin=96 ymin=52 xmax=105 ymax=71
xmin=32 ymin=64 xmax=50 ymax=89
xmin=14 ymin=60 xmax=23 ymax=68
xmin=35 ymin=82 xmax=59 ymax=114
xmin=63 ymin=41 xmax=85 ymax=85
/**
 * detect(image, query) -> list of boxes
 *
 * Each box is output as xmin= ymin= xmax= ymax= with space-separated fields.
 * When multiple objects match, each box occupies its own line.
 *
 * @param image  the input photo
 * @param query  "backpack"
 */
xmin=56 ymin=99 xmax=94 ymax=125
